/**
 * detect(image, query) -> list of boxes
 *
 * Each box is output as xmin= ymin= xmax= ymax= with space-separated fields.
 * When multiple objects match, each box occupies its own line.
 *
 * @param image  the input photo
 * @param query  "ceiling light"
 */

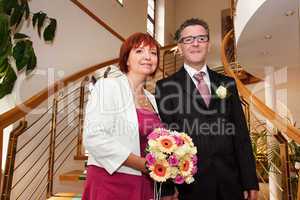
xmin=264 ymin=34 xmax=272 ymax=40
xmin=284 ymin=10 xmax=295 ymax=16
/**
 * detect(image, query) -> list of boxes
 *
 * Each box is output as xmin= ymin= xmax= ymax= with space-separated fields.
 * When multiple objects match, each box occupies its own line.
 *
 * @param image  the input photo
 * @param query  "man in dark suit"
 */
xmin=155 ymin=18 xmax=259 ymax=200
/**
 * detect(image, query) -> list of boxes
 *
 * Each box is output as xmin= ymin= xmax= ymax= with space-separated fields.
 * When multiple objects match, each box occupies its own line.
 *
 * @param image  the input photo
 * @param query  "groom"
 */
xmin=155 ymin=18 xmax=259 ymax=200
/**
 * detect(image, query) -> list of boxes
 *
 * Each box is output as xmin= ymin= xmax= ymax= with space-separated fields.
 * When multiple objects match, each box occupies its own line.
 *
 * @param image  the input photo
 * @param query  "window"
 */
xmin=116 ymin=0 xmax=123 ymax=6
xmin=147 ymin=0 xmax=156 ymax=37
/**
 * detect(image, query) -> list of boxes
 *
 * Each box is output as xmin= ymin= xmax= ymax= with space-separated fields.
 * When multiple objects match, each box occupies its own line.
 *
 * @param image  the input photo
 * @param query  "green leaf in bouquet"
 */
xmin=43 ymin=18 xmax=56 ymax=41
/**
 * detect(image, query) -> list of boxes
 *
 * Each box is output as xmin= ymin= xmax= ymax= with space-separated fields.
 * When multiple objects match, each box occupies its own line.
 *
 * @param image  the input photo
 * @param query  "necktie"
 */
xmin=193 ymin=71 xmax=211 ymax=107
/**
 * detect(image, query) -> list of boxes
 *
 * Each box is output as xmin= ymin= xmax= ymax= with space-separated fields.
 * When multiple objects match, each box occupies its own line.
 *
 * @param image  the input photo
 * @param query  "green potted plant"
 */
xmin=0 ymin=0 xmax=57 ymax=99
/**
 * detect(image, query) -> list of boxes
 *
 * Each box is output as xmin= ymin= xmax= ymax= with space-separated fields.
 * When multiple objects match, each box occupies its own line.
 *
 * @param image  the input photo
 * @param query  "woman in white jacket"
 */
xmin=82 ymin=33 xmax=173 ymax=200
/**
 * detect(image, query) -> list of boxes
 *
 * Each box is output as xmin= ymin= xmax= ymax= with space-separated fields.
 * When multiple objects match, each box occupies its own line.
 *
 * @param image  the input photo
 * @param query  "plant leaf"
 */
xmin=26 ymin=45 xmax=36 ymax=74
xmin=23 ymin=1 xmax=30 ymax=19
xmin=0 ymin=58 xmax=8 ymax=74
xmin=0 ymin=14 xmax=10 ymax=51
xmin=13 ymin=40 xmax=27 ymax=71
xmin=10 ymin=4 xmax=24 ymax=27
xmin=0 ymin=60 xmax=17 ymax=99
xmin=32 ymin=12 xmax=39 ymax=27
xmin=37 ymin=12 xmax=46 ymax=36
xmin=14 ymin=32 xmax=29 ymax=39
xmin=3 ymin=0 xmax=18 ymax=15
xmin=0 ymin=40 xmax=11 ymax=67
xmin=43 ymin=18 xmax=56 ymax=41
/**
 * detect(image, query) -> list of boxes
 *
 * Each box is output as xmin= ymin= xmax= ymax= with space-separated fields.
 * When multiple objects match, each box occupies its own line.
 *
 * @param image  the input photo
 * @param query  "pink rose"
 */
xmin=174 ymin=135 xmax=184 ymax=146
xmin=160 ymin=129 xmax=169 ymax=136
xmin=192 ymin=166 xmax=198 ymax=175
xmin=147 ymin=131 xmax=159 ymax=140
xmin=168 ymin=155 xmax=179 ymax=166
xmin=174 ymin=175 xmax=185 ymax=184
xmin=191 ymin=155 xmax=198 ymax=165
xmin=145 ymin=153 xmax=156 ymax=166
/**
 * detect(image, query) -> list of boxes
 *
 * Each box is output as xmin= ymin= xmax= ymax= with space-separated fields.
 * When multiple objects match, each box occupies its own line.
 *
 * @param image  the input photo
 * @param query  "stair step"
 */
xmin=48 ymin=193 xmax=81 ymax=200
xmin=59 ymin=170 xmax=86 ymax=182
xmin=74 ymin=155 xmax=88 ymax=160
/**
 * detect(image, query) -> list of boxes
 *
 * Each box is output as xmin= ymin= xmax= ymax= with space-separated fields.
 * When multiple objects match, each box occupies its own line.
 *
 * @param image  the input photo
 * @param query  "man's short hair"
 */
xmin=175 ymin=18 xmax=210 ymax=41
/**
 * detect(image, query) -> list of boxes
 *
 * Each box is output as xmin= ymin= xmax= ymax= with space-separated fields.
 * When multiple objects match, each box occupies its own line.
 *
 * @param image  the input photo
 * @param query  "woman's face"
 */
xmin=126 ymin=43 xmax=158 ymax=76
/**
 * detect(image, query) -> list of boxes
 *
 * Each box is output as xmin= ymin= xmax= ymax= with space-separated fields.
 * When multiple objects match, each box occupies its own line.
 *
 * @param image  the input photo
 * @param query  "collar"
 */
xmin=184 ymin=63 xmax=208 ymax=78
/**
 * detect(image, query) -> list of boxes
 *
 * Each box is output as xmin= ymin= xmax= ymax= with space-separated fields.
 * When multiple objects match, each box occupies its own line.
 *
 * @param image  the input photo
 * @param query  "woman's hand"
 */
xmin=123 ymin=153 xmax=148 ymax=173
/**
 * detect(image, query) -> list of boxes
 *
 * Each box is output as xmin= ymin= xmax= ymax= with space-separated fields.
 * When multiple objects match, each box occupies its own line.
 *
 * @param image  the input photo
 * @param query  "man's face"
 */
xmin=178 ymin=25 xmax=211 ymax=69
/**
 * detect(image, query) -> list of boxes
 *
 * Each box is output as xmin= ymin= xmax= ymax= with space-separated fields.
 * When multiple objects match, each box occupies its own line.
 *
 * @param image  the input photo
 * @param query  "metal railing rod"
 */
xmin=16 ymin=119 xmax=51 ymax=153
xmin=15 ymin=133 xmax=50 ymax=170
xmin=55 ymin=116 xmax=78 ymax=142
xmin=12 ymin=144 xmax=49 ymax=189
xmin=23 ymin=106 xmax=52 ymax=132
xmin=56 ymin=105 xmax=80 ymax=127
xmin=57 ymin=95 xmax=80 ymax=114
xmin=55 ymin=122 xmax=79 ymax=149
xmin=37 ymin=182 xmax=48 ymax=200
xmin=26 ymin=171 xmax=48 ymax=200
xmin=255 ymin=172 xmax=268 ymax=200
xmin=15 ymin=159 xmax=48 ymax=200
xmin=57 ymin=87 xmax=81 ymax=101
xmin=54 ymin=128 xmax=78 ymax=162
xmin=54 ymin=143 xmax=77 ymax=175
xmin=269 ymin=161 xmax=282 ymax=174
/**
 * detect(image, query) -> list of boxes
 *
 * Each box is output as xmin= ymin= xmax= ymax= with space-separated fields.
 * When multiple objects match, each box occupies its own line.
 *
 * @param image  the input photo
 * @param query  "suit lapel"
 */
xmin=207 ymin=67 xmax=221 ymax=109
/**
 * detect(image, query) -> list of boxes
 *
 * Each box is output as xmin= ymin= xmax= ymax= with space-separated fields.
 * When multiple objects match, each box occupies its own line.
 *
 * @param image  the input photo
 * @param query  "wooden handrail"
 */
xmin=0 ymin=58 xmax=118 ymax=129
xmin=0 ymin=43 xmax=177 ymax=130
xmin=70 ymin=0 xmax=125 ymax=41
xmin=221 ymin=30 xmax=300 ymax=143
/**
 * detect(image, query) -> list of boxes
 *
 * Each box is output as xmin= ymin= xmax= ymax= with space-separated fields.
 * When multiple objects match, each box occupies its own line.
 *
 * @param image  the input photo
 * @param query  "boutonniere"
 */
xmin=215 ymin=85 xmax=228 ymax=99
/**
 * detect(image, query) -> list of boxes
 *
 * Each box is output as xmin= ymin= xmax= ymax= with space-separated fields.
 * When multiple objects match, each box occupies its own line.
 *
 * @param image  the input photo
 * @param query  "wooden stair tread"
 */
xmin=59 ymin=170 xmax=86 ymax=182
xmin=48 ymin=193 xmax=81 ymax=200
xmin=74 ymin=155 xmax=88 ymax=160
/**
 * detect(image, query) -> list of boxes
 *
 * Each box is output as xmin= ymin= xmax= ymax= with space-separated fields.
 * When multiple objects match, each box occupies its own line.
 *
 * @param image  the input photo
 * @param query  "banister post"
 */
xmin=47 ymin=97 xmax=58 ymax=198
xmin=76 ymin=77 xmax=89 ymax=159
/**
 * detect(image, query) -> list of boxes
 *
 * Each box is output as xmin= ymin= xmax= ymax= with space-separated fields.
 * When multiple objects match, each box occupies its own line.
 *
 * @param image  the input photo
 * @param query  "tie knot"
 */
xmin=193 ymin=71 xmax=205 ymax=82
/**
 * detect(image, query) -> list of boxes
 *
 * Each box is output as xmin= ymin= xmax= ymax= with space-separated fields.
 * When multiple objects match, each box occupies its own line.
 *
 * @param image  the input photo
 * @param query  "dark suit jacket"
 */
xmin=155 ymin=67 xmax=259 ymax=200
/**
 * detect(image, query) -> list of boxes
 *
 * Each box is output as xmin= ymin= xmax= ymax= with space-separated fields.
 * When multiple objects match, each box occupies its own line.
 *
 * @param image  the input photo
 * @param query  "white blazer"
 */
xmin=83 ymin=74 xmax=159 ymax=176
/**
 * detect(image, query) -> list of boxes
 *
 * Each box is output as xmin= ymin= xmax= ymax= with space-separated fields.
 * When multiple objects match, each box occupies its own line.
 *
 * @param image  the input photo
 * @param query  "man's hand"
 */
xmin=243 ymin=190 xmax=258 ymax=200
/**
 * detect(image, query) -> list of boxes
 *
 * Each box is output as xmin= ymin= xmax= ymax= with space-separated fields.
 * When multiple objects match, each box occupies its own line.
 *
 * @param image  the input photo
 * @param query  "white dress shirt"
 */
xmin=184 ymin=63 xmax=211 ymax=94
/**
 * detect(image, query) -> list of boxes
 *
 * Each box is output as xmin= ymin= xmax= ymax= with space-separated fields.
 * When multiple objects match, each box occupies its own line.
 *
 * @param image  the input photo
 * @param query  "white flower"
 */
xmin=216 ymin=85 xmax=227 ymax=99
xmin=185 ymin=176 xmax=195 ymax=184
xmin=295 ymin=161 xmax=300 ymax=170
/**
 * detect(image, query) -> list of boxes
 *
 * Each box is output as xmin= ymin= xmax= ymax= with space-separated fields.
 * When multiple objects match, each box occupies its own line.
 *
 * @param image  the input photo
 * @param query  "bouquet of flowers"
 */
xmin=145 ymin=128 xmax=198 ymax=199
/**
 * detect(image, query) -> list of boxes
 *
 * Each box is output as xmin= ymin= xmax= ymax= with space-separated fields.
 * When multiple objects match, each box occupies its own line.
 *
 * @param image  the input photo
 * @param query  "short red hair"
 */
xmin=119 ymin=32 xmax=160 ymax=74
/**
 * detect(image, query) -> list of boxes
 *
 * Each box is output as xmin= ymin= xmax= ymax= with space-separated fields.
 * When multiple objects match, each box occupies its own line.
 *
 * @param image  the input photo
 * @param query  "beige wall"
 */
xmin=175 ymin=0 xmax=230 ymax=67
xmin=78 ymin=0 xmax=147 ymax=38
xmin=0 ymin=0 xmax=124 ymax=110
xmin=164 ymin=0 xmax=176 ymax=45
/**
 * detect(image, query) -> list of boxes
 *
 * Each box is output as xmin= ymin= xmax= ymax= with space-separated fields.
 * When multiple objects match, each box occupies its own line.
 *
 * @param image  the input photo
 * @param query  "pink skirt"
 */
xmin=82 ymin=165 xmax=154 ymax=200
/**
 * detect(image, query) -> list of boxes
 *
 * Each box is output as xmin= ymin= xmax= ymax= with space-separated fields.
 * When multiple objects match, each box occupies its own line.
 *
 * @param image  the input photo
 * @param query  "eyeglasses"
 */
xmin=179 ymin=35 xmax=209 ymax=44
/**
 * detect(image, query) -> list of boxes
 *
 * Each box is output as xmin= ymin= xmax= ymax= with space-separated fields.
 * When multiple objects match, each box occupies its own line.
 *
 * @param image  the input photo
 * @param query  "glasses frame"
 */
xmin=179 ymin=34 xmax=209 ymax=44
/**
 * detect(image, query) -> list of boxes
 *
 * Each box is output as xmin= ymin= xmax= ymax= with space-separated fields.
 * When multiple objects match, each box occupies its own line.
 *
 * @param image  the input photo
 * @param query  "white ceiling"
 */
xmin=237 ymin=0 xmax=300 ymax=78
